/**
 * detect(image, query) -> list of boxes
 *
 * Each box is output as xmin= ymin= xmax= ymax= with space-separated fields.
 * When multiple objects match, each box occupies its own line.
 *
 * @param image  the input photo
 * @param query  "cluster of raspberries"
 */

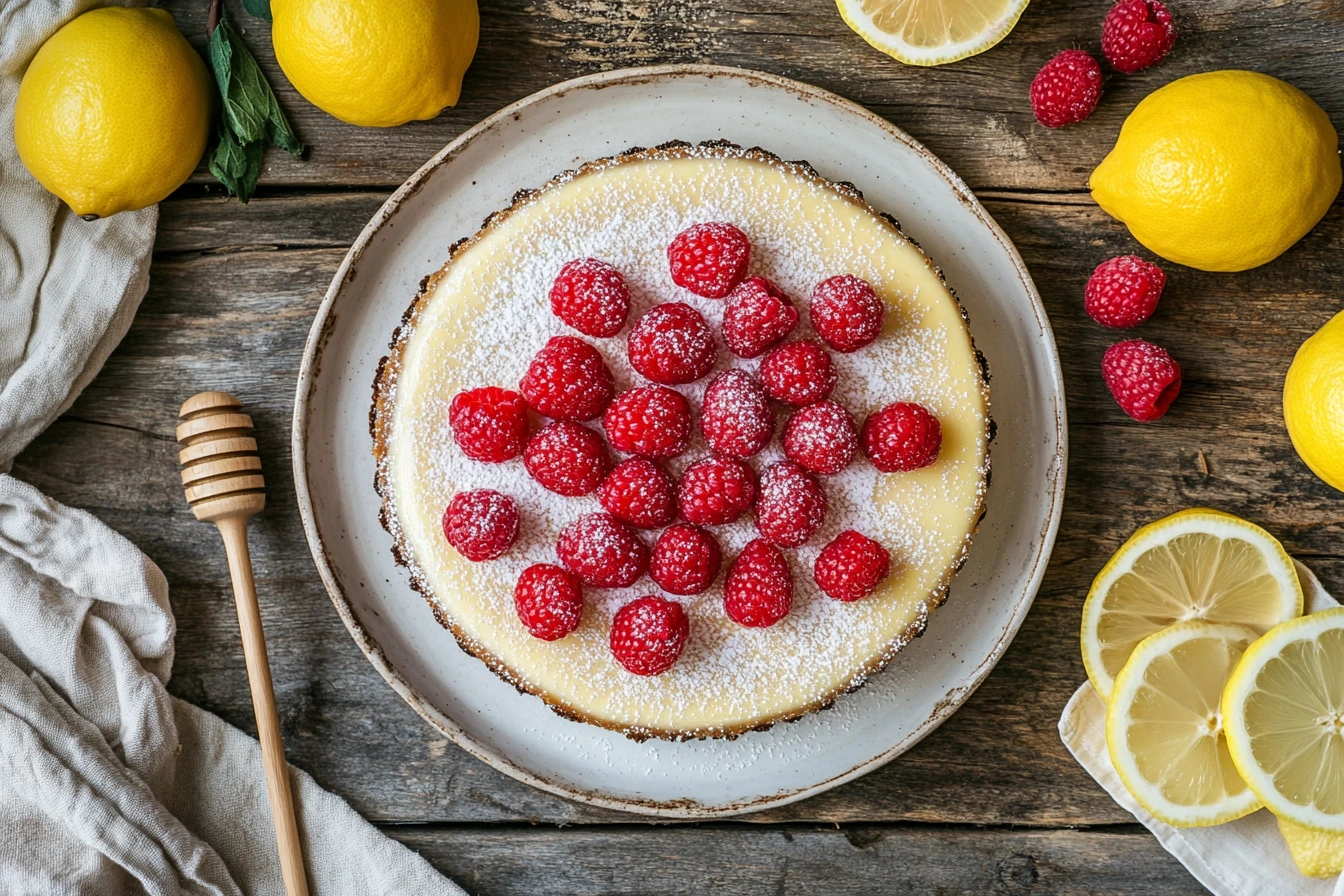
xmin=1029 ymin=0 xmax=1177 ymax=128
xmin=442 ymin=222 xmax=943 ymax=676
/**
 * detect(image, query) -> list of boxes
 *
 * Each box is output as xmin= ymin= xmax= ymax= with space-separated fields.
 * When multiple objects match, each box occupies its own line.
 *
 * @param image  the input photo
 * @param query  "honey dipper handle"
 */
xmin=216 ymin=516 xmax=310 ymax=896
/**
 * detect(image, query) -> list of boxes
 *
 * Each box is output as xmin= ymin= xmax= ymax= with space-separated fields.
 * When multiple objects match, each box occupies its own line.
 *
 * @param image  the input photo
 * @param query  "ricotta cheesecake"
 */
xmin=372 ymin=141 xmax=990 ymax=740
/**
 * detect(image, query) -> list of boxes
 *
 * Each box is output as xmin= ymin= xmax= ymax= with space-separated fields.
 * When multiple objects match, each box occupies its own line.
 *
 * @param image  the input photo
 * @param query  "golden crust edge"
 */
xmin=369 ymin=139 xmax=994 ymax=742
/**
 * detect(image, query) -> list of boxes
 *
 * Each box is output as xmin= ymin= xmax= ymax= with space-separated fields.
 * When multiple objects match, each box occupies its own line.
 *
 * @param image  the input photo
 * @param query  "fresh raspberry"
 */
xmin=602 ymin=386 xmax=692 ymax=458
xmin=754 ymin=461 xmax=826 ymax=548
xmin=609 ymin=595 xmax=689 ymax=676
xmin=448 ymin=386 xmax=529 ymax=463
xmin=667 ymin=222 xmax=750 ymax=299
xmin=814 ymin=531 xmax=891 ymax=602
xmin=519 ymin=335 xmax=614 ymax=422
xmin=549 ymin=257 xmax=631 ymax=338
xmin=759 ymin=340 xmax=837 ymax=407
xmin=861 ymin=402 xmax=942 ymax=473
xmin=722 ymin=277 xmax=799 ymax=358
xmin=514 ymin=564 xmax=583 ymax=641
xmin=701 ymin=369 xmax=772 ymax=458
xmin=783 ymin=401 xmax=857 ymax=475
xmin=598 ymin=458 xmax=677 ymax=529
xmin=678 ymin=456 xmax=757 ymax=526
xmin=1101 ymin=0 xmax=1176 ymax=74
xmin=724 ymin=539 xmax=792 ymax=628
xmin=810 ymin=275 xmax=884 ymax=353
xmin=1030 ymin=50 xmax=1103 ymax=128
xmin=441 ymin=490 xmax=519 ymax=561
xmin=627 ymin=302 xmax=717 ymax=385
xmin=650 ymin=523 xmax=722 ymax=595
xmin=1101 ymin=338 xmax=1182 ymax=421
xmin=1084 ymin=255 xmax=1166 ymax=328
xmin=523 ymin=421 xmax=609 ymax=496
xmin=556 ymin=512 xmax=649 ymax=588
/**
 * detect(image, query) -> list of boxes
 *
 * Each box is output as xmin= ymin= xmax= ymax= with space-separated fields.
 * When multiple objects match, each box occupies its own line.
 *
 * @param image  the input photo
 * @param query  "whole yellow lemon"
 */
xmin=14 ymin=7 xmax=211 ymax=220
xmin=271 ymin=0 xmax=479 ymax=128
xmin=1284 ymin=310 xmax=1344 ymax=493
xmin=1091 ymin=71 xmax=1341 ymax=272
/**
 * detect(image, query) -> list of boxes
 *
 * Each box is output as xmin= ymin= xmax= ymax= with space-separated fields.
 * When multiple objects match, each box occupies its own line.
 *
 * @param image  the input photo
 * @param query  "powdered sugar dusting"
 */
xmin=376 ymin=144 xmax=990 ymax=738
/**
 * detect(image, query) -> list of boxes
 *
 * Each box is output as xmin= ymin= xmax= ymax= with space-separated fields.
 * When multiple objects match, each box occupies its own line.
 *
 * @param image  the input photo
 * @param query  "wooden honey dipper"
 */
xmin=177 ymin=392 xmax=309 ymax=896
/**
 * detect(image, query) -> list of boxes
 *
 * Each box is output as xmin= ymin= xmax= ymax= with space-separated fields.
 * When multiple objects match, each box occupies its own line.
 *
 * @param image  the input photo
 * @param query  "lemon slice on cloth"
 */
xmin=836 ymin=0 xmax=1030 ymax=66
xmin=1106 ymin=621 xmax=1263 ymax=827
xmin=1223 ymin=607 xmax=1344 ymax=834
xmin=1278 ymin=816 xmax=1344 ymax=878
xmin=1082 ymin=509 xmax=1303 ymax=701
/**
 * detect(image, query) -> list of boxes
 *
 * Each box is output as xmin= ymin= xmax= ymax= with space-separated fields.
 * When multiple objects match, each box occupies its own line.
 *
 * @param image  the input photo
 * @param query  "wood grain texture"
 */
xmin=385 ymin=824 xmax=1207 ymax=895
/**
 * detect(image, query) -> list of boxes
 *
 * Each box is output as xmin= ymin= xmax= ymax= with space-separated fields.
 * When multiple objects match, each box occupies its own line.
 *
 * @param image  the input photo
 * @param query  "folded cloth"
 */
xmin=0 ymin=2 xmax=464 ymax=893
xmin=1060 ymin=561 xmax=1344 ymax=896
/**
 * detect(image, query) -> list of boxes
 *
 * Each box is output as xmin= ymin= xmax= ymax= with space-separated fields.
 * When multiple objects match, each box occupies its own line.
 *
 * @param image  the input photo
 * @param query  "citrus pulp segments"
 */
xmin=1081 ymin=508 xmax=1303 ymax=701
xmin=1106 ymin=621 xmax=1263 ymax=827
xmin=836 ymin=0 xmax=1030 ymax=66
xmin=1223 ymin=607 xmax=1344 ymax=833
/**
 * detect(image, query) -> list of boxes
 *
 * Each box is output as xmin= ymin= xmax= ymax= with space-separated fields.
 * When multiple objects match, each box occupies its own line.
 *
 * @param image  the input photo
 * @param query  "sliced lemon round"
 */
xmin=1223 ymin=607 xmax=1344 ymax=833
xmin=1278 ymin=816 xmax=1344 ymax=878
xmin=1106 ymin=621 xmax=1263 ymax=827
xmin=1082 ymin=509 xmax=1303 ymax=701
xmin=836 ymin=0 xmax=1030 ymax=66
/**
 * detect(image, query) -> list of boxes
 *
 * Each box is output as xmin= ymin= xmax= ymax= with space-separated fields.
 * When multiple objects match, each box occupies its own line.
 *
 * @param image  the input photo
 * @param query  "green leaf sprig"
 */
xmin=206 ymin=0 xmax=301 ymax=202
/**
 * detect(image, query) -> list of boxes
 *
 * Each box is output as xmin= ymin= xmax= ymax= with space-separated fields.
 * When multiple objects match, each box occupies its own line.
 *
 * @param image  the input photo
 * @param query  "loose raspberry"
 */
xmin=1030 ymin=50 xmax=1103 ymax=128
xmin=609 ymin=595 xmax=689 ymax=676
xmin=448 ymin=386 xmax=530 ymax=463
xmin=627 ymin=302 xmax=717 ymax=385
xmin=602 ymin=386 xmax=692 ymax=458
xmin=724 ymin=539 xmax=792 ymax=628
xmin=759 ymin=340 xmax=837 ymax=406
xmin=1084 ymin=255 xmax=1166 ymax=328
xmin=523 ymin=421 xmax=609 ymax=496
xmin=1102 ymin=338 xmax=1182 ymax=421
xmin=861 ymin=402 xmax=942 ymax=473
xmin=810 ymin=275 xmax=884 ymax=353
xmin=514 ymin=564 xmax=583 ymax=641
xmin=519 ymin=335 xmax=614 ymax=422
xmin=678 ymin=456 xmax=757 ymax=526
xmin=701 ymin=369 xmax=772 ymax=458
xmin=722 ymin=276 xmax=799 ymax=358
xmin=814 ymin=531 xmax=891 ymax=602
xmin=667 ymin=222 xmax=750 ymax=299
xmin=755 ymin=461 xmax=826 ymax=548
xmin=598 ymin=458 xmax=677 ymax=529
xmin=549 ymin=257 xmax=631 ymax=338
xmin=441 ymin=490 xmax=519 ymax=561
xmin=783 ymin=401 xmax=857 ymax=475
xmin=557 ymin=512 xmax=649 ymax=588
xmin=650 ymin=523 xmax=722 ymax=596
xmin=1101 ymin=0 xmax=1176 ymax=74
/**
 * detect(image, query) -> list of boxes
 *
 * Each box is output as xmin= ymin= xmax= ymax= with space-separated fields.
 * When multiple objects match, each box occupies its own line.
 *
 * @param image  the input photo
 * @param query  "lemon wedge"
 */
xmin=1278 ymin=816 xmax=1344 ymax=878
xmin=1223 ymin=607 xmax=1344 ymax=834
xmin=836 ymin=0 xmax=1029 ymax=66
xmin=1082 ymin=509 xmax=1303 ymax=701
xmin=1106 ymin=621 xmax=1262 ymax=827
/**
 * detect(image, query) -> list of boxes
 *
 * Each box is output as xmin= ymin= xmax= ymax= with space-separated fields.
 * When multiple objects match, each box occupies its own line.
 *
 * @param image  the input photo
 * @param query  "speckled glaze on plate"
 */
xmin=293 ymin=65 xmax=1066 ymax=818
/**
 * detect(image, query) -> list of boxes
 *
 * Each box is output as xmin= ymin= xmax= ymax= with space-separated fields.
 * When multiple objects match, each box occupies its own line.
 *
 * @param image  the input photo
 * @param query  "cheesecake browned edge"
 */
xmin=370 ymin=140 xmax=994 ymax=742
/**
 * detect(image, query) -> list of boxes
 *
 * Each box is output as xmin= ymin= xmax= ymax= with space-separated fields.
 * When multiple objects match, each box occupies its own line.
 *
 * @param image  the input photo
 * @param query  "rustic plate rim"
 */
xmin=291 ymin=63 xmax=1068 ymax=819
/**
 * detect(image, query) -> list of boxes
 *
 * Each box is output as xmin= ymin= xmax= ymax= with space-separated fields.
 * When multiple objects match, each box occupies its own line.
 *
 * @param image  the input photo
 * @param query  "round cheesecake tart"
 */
xmin=372 ymin=142 xmax=990 ymax=740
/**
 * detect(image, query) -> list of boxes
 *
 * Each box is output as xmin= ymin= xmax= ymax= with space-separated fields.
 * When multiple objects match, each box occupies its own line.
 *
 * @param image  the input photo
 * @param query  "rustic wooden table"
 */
xmin=21 ymin=1 xmax=1343 ymax=892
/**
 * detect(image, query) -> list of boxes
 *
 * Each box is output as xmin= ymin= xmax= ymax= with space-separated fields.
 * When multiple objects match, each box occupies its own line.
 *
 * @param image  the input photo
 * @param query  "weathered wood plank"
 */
xmin=159 ymin=0 xmax=1344 ymax=192
xmin=385 ymin=824 xmax=1207 ymax=895
xmin=13 ymin=189 xmax=1344 ymax=826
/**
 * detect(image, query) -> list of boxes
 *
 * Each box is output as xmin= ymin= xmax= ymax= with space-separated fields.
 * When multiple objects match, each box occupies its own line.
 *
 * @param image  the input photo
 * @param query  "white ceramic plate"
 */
xmin=293 ymin=65 xmax=1066 ymax=818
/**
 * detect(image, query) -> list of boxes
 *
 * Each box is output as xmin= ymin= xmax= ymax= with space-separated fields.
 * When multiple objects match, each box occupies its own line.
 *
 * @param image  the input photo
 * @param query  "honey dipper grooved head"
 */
xmin=177 ymin=391 xmax=265 ymax=522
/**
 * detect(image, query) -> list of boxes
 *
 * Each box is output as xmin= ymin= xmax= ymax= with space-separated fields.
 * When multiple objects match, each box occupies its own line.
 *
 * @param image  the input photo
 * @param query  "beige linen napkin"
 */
xmin=0 ymin=2 xmax=464 ymax=893
xmin=1060 ymin=561 xmax=1344 ymax=896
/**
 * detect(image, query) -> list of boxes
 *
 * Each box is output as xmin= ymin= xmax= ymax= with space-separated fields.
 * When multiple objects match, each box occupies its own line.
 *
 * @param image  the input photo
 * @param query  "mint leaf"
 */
xmin=205 ymin=5 xmax=303 ymax=201
xmin=241 ymin=0 xmax=272 ymax=22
